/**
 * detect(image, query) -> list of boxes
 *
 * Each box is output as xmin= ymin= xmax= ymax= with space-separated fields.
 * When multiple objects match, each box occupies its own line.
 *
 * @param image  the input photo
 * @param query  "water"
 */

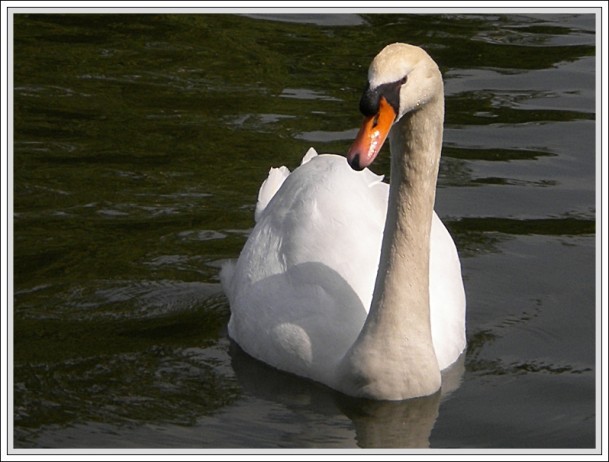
xmin=11 ymin=13 xmax=597 ymax=450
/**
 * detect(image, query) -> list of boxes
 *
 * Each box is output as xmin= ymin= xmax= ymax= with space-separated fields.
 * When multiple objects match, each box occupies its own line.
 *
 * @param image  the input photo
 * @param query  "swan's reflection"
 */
xmin=229 ymin=341 xmax=465 ymax=448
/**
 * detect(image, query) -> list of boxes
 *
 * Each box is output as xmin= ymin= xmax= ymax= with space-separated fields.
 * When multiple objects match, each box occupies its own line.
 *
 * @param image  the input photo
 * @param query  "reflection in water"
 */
xmin=338 ymin=393 xmax=441 ymax=449
xmin=229 ymin=341 xmax=465 ymax=448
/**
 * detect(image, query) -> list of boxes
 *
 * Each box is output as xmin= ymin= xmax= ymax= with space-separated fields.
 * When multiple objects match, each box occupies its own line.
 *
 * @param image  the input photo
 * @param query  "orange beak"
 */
xmin=347 ymin=96 xmax=396 ymax=171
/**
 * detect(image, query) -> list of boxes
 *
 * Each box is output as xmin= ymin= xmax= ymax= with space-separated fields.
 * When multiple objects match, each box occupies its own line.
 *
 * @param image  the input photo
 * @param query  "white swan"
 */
xmin=221 ymin=43 xmax=466 ymax=400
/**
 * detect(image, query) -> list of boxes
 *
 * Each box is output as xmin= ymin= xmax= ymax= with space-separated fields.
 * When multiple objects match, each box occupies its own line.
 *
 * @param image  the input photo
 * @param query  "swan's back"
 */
xmin=222 ymin=152 xmax=388 ymax=382
xmin=221 ymin=149 xmax=465 ymax=382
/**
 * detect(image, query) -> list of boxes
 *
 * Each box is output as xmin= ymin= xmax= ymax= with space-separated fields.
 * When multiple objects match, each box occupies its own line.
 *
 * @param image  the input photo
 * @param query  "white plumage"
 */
xmin=221 ymin=43 xmax=466 ymax=400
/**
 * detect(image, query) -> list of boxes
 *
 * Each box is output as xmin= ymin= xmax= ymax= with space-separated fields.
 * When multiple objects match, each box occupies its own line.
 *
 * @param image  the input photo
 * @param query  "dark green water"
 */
xmin=12 ymin=13 xmax=597 ymax=449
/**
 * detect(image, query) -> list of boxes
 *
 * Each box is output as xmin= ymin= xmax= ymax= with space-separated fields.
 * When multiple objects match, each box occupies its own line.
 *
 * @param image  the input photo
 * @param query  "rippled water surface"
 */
xmin=12 ymin=12 xmax=597 ymax=450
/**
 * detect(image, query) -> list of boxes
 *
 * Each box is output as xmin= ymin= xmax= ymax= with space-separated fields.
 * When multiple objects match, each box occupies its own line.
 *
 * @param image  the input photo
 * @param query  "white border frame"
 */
xmin=1 ymin=2 xmax=607 ymax=460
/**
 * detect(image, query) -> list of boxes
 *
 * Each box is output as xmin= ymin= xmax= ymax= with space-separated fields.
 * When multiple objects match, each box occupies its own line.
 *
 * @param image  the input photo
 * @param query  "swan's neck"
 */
xmin=339 ymin=94 xmax=444 ymax=400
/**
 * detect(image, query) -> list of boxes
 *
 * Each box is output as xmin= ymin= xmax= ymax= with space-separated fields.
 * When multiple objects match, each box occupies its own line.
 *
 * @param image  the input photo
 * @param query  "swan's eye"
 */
xmin=381 ymin=79 xmax=404 ymax=116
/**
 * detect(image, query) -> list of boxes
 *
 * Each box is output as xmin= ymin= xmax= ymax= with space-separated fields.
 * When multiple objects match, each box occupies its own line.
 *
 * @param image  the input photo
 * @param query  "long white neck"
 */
xmin=338 ymin=93 xmax=445 ymax=400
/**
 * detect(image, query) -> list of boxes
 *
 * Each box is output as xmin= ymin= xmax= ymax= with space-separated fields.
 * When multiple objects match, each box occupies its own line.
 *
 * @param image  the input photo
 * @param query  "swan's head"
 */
xmin=347 ymin=43 xmax=443 ymax=170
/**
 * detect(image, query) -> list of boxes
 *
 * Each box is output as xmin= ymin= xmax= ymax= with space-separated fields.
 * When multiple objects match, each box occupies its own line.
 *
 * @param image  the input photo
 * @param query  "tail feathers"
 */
xmin=254 ymin=148 xmax=319 ymax=222
xmin=300 ymin=147 xmax=318 ymax=165
xmin=255 ymin=165 xmax=290 ymax=222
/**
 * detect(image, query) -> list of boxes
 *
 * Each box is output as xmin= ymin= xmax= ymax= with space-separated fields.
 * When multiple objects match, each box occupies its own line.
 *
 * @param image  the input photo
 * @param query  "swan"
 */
xmin=221 ymin=43 xmax=466 ymax=400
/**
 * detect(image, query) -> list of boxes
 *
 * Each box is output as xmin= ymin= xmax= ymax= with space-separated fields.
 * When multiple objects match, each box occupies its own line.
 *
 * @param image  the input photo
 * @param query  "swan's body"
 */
xmin=221 ymin=43 xmax=466 ymax=400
